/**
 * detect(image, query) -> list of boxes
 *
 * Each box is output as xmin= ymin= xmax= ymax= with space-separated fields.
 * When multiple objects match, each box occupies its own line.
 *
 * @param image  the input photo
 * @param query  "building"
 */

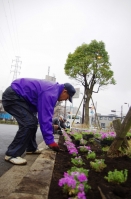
xmin=53 ymin=104 xmax=81 ymax=119
xmin=44 ymin=75 xmax=56 ymax=82
xmin=91 ymin=113 xmax=122 ymax=129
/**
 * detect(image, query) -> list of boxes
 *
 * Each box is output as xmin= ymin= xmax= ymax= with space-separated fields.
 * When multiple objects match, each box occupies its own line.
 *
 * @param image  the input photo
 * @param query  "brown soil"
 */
xmin=48 ymin=135 xmax=131 ymax=199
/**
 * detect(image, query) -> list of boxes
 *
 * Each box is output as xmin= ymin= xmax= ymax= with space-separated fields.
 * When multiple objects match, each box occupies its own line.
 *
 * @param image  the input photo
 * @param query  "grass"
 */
xmin=0 ymin=120 xmax=18 ymax=125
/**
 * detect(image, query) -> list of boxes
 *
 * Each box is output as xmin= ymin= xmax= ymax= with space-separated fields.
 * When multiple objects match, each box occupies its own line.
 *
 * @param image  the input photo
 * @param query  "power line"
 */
xmin=0 ymin=28 xmax=12 ymax=64
xmin=2 ymin=0 xmax=16 ymax=56
xmin=11 ymin=0 xmax=21 ymax=55
xmin=8 ymin=0 xmax=18 ymax=54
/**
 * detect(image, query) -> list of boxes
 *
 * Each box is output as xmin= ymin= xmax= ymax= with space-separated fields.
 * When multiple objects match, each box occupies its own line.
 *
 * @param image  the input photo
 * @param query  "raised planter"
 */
xmin=48 ymin=135 xmax=131 ymax=199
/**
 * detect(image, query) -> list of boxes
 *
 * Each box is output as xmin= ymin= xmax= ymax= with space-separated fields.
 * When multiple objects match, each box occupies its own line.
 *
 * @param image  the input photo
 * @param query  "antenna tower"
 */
xmin=11 ymin=56 xmax=22 ymax=81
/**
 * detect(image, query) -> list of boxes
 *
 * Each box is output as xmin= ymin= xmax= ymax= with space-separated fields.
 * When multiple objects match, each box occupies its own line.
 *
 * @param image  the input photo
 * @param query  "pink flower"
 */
xmin=78 ymin=183 xmax=84 ymax=192
xmin=77 ymin=173 xmax=87 ymax=182
xmin=77 ymin=191 xmax=86 ymax=199
xmin=58 ymin=176 xmax=76 ymax=189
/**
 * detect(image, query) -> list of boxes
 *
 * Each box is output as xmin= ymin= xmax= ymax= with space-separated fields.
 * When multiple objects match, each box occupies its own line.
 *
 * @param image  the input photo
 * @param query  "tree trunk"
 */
xmin=84 ymin=90 xmax=92 ymax=126
xmin=107 ymin=107 xmax=131 ymax=157
xmin=84 ymin=98 xmax=90 ymax=126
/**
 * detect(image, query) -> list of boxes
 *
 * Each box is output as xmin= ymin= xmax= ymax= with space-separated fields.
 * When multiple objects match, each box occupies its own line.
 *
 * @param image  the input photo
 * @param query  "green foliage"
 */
xmin=126 ymin=132 xmax=131 ymax=138
xmin=71 ymin=156 xmax=85 ymax=166
xmin=81 ymin=131 xmax=94 ymax=135
xmin=0 ymin=120 xmax=18 ymax=125
xmin=86 ymin=151 xmax=96 ymax=159
xmin=125 ymin=147 xmax=131 ymax=158
xmin=68 ymin=166 xmax=89 ymax=177
xmin=104 ymin=169 xmax=128 ymax=184
xmin=90 ymin=159 xmax=107 ymax=172
xmin=65 ymin=129 xmax=71 ymax=133
xmin=102 ymin=146 xmax=109 ymax=152
xmin=79 ymin=146 xmax=91 ymax=153
xmin=64 ymin=40 xmax=116 ymax=89
xmin=94 ymin=132 xmax=101 ymax=138
xmin=80 ymin=138 xmax=87 ymax=145
xmin=65 ymin=40 xmax=116 ymax=125
xmin=73 ymin=133 xmax=83 ymax=140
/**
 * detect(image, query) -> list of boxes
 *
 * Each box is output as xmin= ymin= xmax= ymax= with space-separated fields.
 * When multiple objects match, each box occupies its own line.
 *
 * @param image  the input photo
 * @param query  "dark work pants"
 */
xmin=2 ymin=86 xmax=38 ymax=157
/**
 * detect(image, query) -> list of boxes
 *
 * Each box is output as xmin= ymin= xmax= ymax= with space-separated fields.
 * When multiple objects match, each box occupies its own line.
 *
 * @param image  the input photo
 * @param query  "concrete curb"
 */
xmin=0 ymin=135 xmax=59 ymax=199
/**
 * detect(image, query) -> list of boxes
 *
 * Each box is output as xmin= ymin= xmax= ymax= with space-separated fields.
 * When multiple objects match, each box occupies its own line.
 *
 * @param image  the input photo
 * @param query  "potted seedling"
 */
xmin=58 ymin=169 xmax=91 ymax=198
xmin=71 ymin=156 xmax=85 ymax=166
xmin=78 ymin=145 xmax=91 ymax=153
xmin=95 ymin=132 xmax=116 ymax=147
xmin=90 ymin=159 xmax=107 ymax=172
xmin=104 ymin=169 xmax=128 ymax=184
xmin=86 ymin=151 xmax=96 ymax=159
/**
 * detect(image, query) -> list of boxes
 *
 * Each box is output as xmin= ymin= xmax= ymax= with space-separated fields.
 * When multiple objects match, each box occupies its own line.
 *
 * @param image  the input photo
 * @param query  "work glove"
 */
xmin=48 ymin=142 xmax=60 ymax=152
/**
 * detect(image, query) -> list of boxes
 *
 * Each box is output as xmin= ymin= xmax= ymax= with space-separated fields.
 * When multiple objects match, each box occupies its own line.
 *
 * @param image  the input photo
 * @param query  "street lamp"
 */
xmin=124 ymin=103 xmax=130 ymax=108
xmin=123 ymin=103 xmax=130 ymax=119
xmin=111 ymin=110 xmax=116 ymax=115
xmin=121 ymin=105 xmax=123 ymax=121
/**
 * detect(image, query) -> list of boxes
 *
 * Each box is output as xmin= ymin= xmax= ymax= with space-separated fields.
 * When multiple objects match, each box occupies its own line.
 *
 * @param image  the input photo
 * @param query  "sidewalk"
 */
xmin=0 ymin=135 xmax=59 ymax=199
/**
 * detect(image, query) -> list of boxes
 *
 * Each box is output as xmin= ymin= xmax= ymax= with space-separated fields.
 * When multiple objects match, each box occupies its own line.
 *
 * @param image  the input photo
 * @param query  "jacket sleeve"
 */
xmin=37 ymin=92 xmax=56 ymax=145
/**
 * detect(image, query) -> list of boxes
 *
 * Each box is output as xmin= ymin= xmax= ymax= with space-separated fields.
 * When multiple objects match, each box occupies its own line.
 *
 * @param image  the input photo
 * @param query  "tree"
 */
xmin=64 ymin=40 xmax=116 ymax=125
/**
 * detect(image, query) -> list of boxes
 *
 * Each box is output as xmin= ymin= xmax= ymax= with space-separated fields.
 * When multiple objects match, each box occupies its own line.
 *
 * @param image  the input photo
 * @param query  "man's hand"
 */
xmin=48 ymin=142 xmax=59 ymax=152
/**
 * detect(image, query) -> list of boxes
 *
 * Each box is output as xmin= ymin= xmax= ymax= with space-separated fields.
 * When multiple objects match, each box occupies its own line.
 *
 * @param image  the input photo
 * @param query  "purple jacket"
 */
xmin=11 ymin=78 xmax=64 ymax=145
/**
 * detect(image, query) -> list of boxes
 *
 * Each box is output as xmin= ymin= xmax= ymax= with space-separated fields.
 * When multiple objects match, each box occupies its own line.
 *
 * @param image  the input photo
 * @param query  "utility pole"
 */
xmin=11 ymin=56 xmax=22 ymax=81
xmin=48 ymin=66 xmax=50 ymax=76
xmin=121 ymin=105 xmax=123 ymax=121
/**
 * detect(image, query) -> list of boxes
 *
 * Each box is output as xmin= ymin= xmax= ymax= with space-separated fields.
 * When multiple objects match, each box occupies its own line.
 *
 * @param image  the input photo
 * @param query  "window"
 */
xmin=101 ymin=123 xmax=105 ymax=128
xmin=108 ymin=117 xmax=113 ymax=121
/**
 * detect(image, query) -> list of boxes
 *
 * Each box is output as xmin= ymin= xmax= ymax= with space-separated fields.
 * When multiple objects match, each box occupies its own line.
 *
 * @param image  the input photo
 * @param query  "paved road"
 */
xmin=0 ymin=124 xmax=43 ymax=177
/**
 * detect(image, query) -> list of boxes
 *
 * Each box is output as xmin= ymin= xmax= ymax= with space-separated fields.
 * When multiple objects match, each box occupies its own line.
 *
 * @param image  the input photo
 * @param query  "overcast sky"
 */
xmin=0 ymin=0 xmax=131 ymax=116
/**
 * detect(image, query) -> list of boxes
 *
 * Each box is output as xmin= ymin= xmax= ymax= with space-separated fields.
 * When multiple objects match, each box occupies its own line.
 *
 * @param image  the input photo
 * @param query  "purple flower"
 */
xmin=78 ymin=183 xmax=84 ymax=192
xmin=58 ymin=176 xmax=76 ymax=188
xmin=77 ymin=173 xmax=87 ymax=182
xmin=71 ymin=171 xmax=79 ymax=177
xmin=64 ymin=172 xmax=70 ymax=178
xmin=69 ymin=148 xmax=78 ymax=155
xmin=77 ymin=191 xmax=86 ymax=199
xmin=100 ymin=131 xmax=116 ymax=140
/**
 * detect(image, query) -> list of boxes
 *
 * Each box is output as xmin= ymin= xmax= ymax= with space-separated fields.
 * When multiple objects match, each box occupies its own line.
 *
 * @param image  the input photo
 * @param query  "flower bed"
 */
xmin=48 ymin=134 xmax=131 ymax=199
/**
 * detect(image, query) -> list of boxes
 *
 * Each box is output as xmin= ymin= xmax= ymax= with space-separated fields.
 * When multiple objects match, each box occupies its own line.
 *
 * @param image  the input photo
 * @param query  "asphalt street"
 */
xmin=0 ymin=124 xmax=43 ymax=177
